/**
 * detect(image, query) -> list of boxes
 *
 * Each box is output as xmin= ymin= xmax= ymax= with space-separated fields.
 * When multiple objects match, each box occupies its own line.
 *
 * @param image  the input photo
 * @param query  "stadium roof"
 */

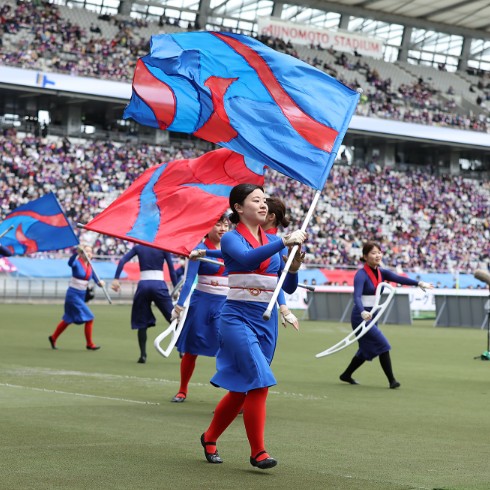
xmin=298 ymin=0 xmax=490 ymax=38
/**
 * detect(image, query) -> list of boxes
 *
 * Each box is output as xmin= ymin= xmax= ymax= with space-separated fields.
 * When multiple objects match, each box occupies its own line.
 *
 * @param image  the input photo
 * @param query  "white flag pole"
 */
xmin=0 ymin=225 xmax=14 ymax=239
xmin=263 ymin=189 xmax=322 ymax=320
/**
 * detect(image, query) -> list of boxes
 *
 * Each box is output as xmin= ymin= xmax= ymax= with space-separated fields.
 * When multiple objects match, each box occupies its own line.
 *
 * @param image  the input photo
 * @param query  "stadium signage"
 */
xmin=0 ymin=65 xmax=132 ymax=101
xmin=258 ymin=16 xmax=384 ymax=58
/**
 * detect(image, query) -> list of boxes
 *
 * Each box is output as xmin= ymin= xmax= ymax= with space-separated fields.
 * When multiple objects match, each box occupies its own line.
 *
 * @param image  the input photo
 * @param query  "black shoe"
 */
xmin=390 ymin=380 xmax=401 ymax=389
xmin=339 ymin=374 xmax=359 ymax=385
xmin=137 ymin=356 xmax=146 ymax=364
xmin=48 ymin=336 xmax=57 ymax=350
xmin=171 ymin=392 xmax=187 ymax=403
xmin=250 ymin=451 xmax=277 ymax=469
xmin=200 ymin=433 xmax=223 ymax=464
xmin=86 ymin=345 xmax=101 ymax=351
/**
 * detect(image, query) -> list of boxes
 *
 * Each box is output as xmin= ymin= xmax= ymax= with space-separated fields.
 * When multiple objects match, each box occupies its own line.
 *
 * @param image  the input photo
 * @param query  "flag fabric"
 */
xmin=84 ymin=148 xmax=265 ymax=256
xmin=124 ymin=32 xmax=360 ymax=190
xmin=0 ymin=193 xmax=79 ymax=255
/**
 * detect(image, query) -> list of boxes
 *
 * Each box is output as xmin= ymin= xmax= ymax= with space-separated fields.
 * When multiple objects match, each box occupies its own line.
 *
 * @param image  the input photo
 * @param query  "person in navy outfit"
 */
xmin=170 ymin=215 xmax=229 ymax=403
xmin=48 ymin=244 xmax=104 ymax=350
xmin=111 ymin=244 xmax=178 ymax=363
xmin=339 ymin=241 xmax=433 ymax=388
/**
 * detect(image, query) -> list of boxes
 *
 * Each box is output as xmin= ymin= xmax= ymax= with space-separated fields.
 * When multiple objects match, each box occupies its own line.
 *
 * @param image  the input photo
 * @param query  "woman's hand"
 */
xmin=361 ymin=311 xmax=372 ymax=321
xmin=189 ymin=249 xmax=205 ymax=261
xmin=418 ymin=281 xmax=434 ymax=292
xmin=283 ymin=247 xmax=306 ymax=273
xmin=171 ymin=304 xmax=184 ymax=321
xmin=280 ymin=305 xmax=299 ymax=331
xmin=282 ymin=230 xmax=307 ymax=247
xmin=111 ymin=279 xmax=120 ymax=292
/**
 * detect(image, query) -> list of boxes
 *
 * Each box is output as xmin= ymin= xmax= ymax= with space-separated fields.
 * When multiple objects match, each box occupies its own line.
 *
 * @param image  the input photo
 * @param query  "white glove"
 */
xmin=282 ymin=230 xmax=307 ymax=247
xmin=189 ymin=249 xmax=205 ymax=260
xmin=418 ymin=281 xmax=434 ymax=292
xmin=280 ymin=306 xmax=299 ymax=330
xmin=171 ymin=304 xmax=184 ymax=321
xmin=361 ymin=311 xmax=372 ymax=321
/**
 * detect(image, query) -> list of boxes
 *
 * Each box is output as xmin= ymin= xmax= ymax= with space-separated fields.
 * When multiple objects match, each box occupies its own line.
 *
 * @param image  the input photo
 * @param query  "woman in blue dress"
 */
xmin=170 ymin=215 xmax=230 ymax=403
xmin=48 ymin=244 xmax=104 ymax=350
xmin=111 ymin=244 xmax=178 ymax=363
xmin=339 ymin=241 xmax=433 ymax=388
xmin=200 ymin=184 xmax=306 ymax=470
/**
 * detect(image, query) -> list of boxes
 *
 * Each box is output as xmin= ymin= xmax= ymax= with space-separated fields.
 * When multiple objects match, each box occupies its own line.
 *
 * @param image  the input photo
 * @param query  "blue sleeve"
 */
xmin=0 ymin=244 xmax=12 ymax=257
xmin=177 ymin=260 xmax=200 ymax=307
xmin=277 ymin=289 xmax=286 ymax=306
xmin=68 ymin=253 xmax=78 ymax=268
xmin=165 ymin=252 xmax=178 ymax=286
xmin=90 ymin=268 xmax=102 ymax=287
xmin=206 ymin=249 xmax=223 ymax=258
xmin=381 ymin=269 xmax=419 ymax=287
xmin=282 ymin=272 xmax=298 ymax=294
xmin=222 ymin=232 xmax=285 ymax=269
xmin=114 ymin=248 xmax=138 ymax=279
xmin=353 ymin=272 xmax=366 ymax=311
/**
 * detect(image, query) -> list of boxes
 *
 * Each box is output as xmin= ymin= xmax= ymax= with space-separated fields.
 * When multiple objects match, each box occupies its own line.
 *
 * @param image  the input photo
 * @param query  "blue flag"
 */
xmin=0 ymin=193 xmax=79 ymax=255
xmin=124 ymin=32 xmax=360 ymax=190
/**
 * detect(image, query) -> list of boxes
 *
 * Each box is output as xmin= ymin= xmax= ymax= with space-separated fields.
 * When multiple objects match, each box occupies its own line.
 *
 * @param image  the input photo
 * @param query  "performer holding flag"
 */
xmin=200 ymin=184 xmax=306 ymax=470
xmin=263 ymin=197 xmax=301 ymax=331
xmin=111 ymin=244 xmax=178 ymax=364
xmin=49 ymin=244 xmax=105 ymax=351
xmin=170 ymin=214 xmax=229 ymax=403
xmin=339 ymin=241 xmax=433 ymax=388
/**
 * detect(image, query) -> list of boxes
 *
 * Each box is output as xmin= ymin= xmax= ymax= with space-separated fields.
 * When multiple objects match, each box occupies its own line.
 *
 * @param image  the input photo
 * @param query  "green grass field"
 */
xmin=2 ymin=303 xmax=490 ymax=490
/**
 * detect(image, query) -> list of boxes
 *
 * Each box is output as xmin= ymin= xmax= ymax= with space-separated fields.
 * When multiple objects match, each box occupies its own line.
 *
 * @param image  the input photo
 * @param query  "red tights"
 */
xmin=178 ymin=353 xmax=198 ymax=395
xmin=204 ymin=387 xmax=269 ymax=460
xmin=51 ymin=319 xmax=95 ymax=347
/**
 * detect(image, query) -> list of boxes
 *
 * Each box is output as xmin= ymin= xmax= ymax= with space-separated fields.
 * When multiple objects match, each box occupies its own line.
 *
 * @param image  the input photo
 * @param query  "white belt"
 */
xmin=69 ymin=277 xmax=89 ymax=291
xmin=361 ymin=295 xmax=376 ymax=307
xmin=140 ymin=270 xmax=164 ymax=281
xmin=227 ymin=273 xmax=277 ymax=303
xmin=195 ymin=275 xmax=229 ymax=296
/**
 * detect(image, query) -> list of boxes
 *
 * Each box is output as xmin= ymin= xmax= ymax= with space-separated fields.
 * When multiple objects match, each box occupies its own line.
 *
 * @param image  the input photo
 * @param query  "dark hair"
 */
xmin=266 ymin=197 xmax=290 ymax=228
xmin=360 ymin=241 xmax=382 ymax=262
xmin=228 ymin=184 xmax=264 ymax=224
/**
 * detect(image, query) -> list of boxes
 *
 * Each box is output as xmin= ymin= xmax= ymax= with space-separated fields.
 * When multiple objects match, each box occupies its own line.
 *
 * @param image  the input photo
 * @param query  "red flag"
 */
xmin=84 ymin=148 xmax=264 ymax=255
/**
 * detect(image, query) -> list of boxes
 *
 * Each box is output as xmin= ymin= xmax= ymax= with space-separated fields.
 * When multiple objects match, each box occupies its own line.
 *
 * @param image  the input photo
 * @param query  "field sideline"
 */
xmin=1 ymin=304 xmax=490 ymax=490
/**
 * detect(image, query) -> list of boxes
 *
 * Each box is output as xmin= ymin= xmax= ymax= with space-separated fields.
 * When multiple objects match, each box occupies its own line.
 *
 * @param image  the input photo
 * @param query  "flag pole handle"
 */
xmin=78 ymin=246 xmax=112 ymax=305
xmin=196 ymin=257 xmax=222 ymax=266
xmin=0 ymin=225 xmax=14 ymax=239
xmin=298 ymin=283 xmax=315 ymax=292
xmin=263 ymin=190 xmax=322 ymax=320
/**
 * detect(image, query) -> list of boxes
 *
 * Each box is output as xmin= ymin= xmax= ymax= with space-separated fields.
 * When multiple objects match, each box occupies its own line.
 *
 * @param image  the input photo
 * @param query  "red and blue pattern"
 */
xmin=85 ymin=148 xmax=264 ymax=256
xmin=124 ymin=32 xmax=360 ymax=190
xmin=0 ymin=193 xmax=79 ymax=255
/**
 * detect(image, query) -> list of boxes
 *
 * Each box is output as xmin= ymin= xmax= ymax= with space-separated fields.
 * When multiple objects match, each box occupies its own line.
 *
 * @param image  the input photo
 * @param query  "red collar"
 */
xmin=363 ymin=264 xmax=381 ymax=289
xmin=264 ymin=227 xmax=278 ymax=235
xmin=236 ymin=223 xmax=270 ymax=273
xmin=204 ymin=238 xmax=225 ymax=276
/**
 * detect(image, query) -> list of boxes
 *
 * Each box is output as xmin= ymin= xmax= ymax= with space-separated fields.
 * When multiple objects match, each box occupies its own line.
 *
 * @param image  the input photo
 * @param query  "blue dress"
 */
xmin=175 ymin=241 xmax=228 ymax=357
xmin=114 ymin=245 xmax=178 ymax=329
xmin=63 ymin=254 xmax=99 ymax=324
xmin=210 ymin=227 xmax=298 ymax=392
xmin=352 ymin=266 xmax=418 ymax=361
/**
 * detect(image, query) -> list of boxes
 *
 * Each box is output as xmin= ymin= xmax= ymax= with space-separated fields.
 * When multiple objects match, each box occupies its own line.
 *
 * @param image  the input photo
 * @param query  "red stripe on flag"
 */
xmin=213 ymin=32 xmax=338 ymax=152
xmin=8 ymin=210 xmax=68 ymax=227
xmin=133 ymin=59 xmax=176 ymax=130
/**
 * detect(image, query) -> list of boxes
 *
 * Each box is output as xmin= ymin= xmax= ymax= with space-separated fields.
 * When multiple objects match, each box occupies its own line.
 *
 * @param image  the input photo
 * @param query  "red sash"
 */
xmin=236 ymin=222 xmax=271 ymax=274
xmin=364 ymin=264 xmax=381 ymax=289
xmin=204 ymin=238 xmax=225 ymax=276
xmin=79 ymin=258 xmax=92 ymax=281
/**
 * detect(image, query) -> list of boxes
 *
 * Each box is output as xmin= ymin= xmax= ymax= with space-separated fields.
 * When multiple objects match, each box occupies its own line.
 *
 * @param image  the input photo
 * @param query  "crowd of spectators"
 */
xmin=0 ymin=2 xmax=489 ymax=134
xmin=1 ymin=132 xmax=488 ymax=274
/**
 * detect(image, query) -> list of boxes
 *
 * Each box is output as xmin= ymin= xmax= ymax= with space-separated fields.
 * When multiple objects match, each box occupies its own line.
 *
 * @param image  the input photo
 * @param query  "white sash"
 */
xmin=140 ymin=270 xmax=164 ymax=281
xmin=69 ymin=277 xmax=89 ymax=291
xmin=195 ymin=275 xmax=229 ymax=296
xmin=227 ymin=273 xmax=277 ymax=303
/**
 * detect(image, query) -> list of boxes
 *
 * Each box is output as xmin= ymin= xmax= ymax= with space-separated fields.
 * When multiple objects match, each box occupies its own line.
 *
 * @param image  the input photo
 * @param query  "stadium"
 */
xmin=1 ymin=0 xmax=490 ymax=488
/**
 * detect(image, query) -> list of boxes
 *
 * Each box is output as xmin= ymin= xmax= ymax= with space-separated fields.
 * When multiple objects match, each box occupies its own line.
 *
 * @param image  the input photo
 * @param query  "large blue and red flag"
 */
xmin=84 ymin=148 xmax=264 ymax=256
xmin=123 ymin=32 xmax=360 ymax=190
xmin=0 ymin=193 xmax=79 ymax=255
